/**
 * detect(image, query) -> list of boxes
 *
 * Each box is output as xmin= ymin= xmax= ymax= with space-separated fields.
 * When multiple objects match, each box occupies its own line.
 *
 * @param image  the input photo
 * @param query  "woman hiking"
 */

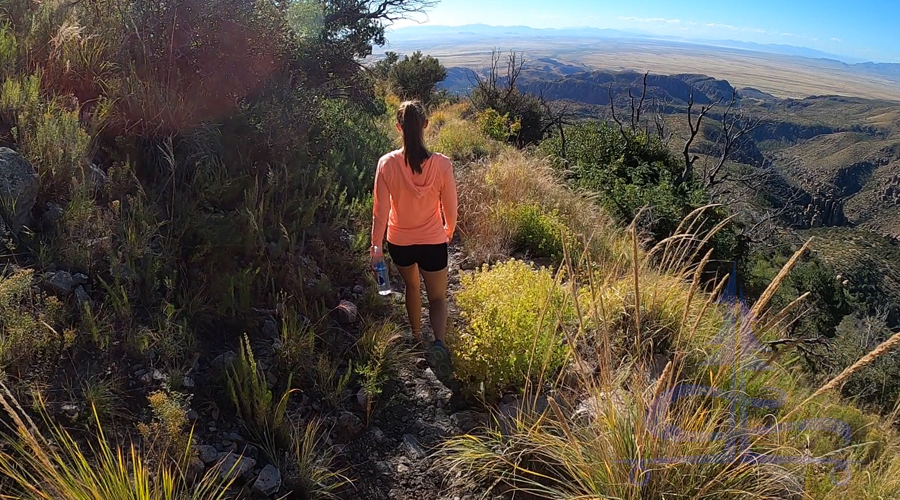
xmin=371 ymin=100 xmax=457 ymax=382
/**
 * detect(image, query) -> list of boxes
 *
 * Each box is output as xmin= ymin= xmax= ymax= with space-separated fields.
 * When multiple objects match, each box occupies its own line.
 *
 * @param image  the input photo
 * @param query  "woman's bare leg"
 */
xmin=396 ymin=264 xmax=422 ymax=341
xmin=422 ymin=267 xmax=449 ymax=343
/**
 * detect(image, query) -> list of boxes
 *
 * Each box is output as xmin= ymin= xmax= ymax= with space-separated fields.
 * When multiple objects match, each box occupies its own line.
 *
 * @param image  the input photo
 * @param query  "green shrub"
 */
xmin=23 ymin=103 xmax=90 ymax=199
xmin=320 ymin=98 xmax=395 ymax=201
xmin=538 ymin=121 xmax=742 ymax=274
xmin=373 ymin=51 xmax=447 ymax=107
xmin=451 ymin=259 xmax=573 ymax=395
xmin=476 ymin=107 xmax=520 ymax=142
xmin=498 ymin=202 xmax=573 ymax=262
xmin=0 ymin=268 xmax=69 ymax=370
xmin=432 ymin=120 xmax=496 ymax=162
xmin=136 ymin=389 xmax=193 ymax=463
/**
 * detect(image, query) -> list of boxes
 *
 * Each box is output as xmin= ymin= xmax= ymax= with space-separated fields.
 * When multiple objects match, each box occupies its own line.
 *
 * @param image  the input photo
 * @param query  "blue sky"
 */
xmin=391 ymin=0 xmax=900 ymax=63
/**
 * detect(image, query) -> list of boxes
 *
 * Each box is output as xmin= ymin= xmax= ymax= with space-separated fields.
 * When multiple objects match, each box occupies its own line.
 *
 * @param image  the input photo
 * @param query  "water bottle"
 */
xmin=373 ymin=246 xmax=392 ymax=296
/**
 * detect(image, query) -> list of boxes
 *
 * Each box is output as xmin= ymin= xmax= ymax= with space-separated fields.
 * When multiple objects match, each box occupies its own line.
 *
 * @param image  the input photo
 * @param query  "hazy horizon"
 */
xmin=388 ymin=0 xmax=900 ymax=64
xmin=385 ymin=23 xmax=881 ymax=65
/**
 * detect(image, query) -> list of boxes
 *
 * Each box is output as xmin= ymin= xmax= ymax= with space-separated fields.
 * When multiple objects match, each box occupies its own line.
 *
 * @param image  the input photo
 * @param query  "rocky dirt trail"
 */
xmin=338 ymin=246 xmax=497 ymax=500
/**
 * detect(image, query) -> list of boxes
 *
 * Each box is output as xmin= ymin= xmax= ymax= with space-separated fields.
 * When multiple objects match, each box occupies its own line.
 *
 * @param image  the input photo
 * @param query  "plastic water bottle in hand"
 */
xmin=372 ymin=246 xmax=392 ymax=296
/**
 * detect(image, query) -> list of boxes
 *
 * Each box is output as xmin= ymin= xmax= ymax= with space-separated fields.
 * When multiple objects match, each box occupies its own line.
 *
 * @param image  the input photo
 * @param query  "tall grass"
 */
xmin=354 ymin=320 xmax=414 ymax=422
xmin=0 ymin=383 xmax=235 ymax=499
xmin=441 ymin=201 xmax=900 ymax=498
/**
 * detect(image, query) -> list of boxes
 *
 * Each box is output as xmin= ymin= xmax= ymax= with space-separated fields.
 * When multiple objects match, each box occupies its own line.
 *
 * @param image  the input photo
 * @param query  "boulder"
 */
xmin=216 ymin=452 xmax=256 ymax=481
xmin=197 ymin=445 xmax=219 ymax=465
xmin=450 ymin=410 xmax=487 ymax=432
xmin=336 ymin=411 xmax=363 ymax=440
xmin=333 ymin=300 xmax=358 ymax=325
xmin=43 ymin=202 xmax=64 ymax=224
xmin=0 ymin=147 xmax=39 ymax=234
xmin=252 ymin=464 xmax=282 ymax=496
xmin=262 ymin=316 xmax=278 ymax=339
xmin=211 ymin=351 xmax=238 ymax=373
xmin=401 ymin=434 xmax=427 ymax=460
xmin=74 ymin=286 xmax=91 ymax=309
xmin=48 ymin=271 xmax=75 ymax=295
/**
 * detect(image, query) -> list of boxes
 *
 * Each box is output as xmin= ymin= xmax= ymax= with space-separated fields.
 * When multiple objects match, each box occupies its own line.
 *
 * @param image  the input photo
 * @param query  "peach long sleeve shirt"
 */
xmin=371 ymin=149 xmax=458 ymax=248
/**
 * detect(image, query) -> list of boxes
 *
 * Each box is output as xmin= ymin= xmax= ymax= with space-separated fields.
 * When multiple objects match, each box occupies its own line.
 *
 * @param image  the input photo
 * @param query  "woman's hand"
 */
xmin=371 ymin=244 xmax=385 ymax=269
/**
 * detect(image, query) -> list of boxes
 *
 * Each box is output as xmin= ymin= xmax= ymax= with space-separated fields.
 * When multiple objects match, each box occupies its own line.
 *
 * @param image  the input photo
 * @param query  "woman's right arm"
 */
xmin=371 ymin=159 xmax=390 ymax=252
xmin=440 ymin=158 xmax=458 ymax=242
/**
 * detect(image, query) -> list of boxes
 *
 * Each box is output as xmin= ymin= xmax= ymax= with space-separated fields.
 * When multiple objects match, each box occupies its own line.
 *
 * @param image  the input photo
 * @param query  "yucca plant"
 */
xmin=0 ymin=382 xmax=236 ymax=499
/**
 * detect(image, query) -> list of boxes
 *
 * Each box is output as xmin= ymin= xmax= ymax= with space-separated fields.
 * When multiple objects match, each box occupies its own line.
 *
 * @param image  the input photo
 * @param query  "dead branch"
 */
xmin=324 ymin=0 xmax=437 ymax=26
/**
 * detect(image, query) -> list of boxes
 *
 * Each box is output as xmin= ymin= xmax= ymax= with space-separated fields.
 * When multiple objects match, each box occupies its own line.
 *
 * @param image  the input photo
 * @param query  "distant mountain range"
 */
xmin=386 ymin=24 xmax=897 ymax=71
xmin=386 ymin=23 xmax=646 ymax=41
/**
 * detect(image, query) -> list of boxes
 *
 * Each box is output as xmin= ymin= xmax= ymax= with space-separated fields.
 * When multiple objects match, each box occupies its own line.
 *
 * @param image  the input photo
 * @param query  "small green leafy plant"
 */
xmin=499 ymin=202 xmax=574 ymax=262
xmin=477 ymin=107 xmax=521 ymax=142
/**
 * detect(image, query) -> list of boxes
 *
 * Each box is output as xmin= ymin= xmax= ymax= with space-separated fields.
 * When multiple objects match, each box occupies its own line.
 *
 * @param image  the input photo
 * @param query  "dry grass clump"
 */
xmin=456 ymin=148 xmax=628 ymax=267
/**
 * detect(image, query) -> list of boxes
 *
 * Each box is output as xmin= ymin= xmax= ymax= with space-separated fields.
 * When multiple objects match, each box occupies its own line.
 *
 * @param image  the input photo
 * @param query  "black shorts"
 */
xmin=387 ymin=242 xmax=449 ymax=272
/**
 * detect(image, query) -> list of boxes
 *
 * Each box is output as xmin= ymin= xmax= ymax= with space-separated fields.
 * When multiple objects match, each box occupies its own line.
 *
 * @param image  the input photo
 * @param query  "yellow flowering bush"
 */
xmin=451 ymin=259 xmax=573 ymax=396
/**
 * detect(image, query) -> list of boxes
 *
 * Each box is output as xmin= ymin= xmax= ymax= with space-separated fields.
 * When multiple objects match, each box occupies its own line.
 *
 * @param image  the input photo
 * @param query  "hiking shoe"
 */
xmin=429 ymin=340 xmax=453 ymax=383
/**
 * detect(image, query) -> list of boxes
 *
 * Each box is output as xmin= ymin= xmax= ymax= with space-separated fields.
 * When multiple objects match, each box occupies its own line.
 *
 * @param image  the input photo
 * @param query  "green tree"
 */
xmin=376 ymin=50 xmax=446 ymax=106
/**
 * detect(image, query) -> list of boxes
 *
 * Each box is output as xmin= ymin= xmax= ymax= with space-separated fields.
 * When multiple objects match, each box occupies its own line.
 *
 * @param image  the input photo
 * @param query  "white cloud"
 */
xmin=617 ymin=15 xmax=838 ymax=45
xmin=706 ymin=22 xmax=738 ymax=30
xmin=618 ymin=16 xmax=681 ymax=24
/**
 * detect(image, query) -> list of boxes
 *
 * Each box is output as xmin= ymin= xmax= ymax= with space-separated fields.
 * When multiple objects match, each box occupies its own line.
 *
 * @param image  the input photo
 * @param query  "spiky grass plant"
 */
xmin=0 ymin=383 xmax=235 ymax=499
xmin=354 ymin=320 xmax=414 ymax=422
xmin=227 ymin=334 xmax=295 ymax=464
xmin=284 ymin=417 xmax=352 ymax=499
xmin=441 ymin=237 xmax=810 ymax=499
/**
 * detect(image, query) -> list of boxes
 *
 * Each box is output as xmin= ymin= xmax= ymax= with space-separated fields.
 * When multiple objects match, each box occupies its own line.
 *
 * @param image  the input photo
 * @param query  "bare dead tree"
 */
xmin=653 ymin=96 xmax=674 ymax=145
xmin=505 ymin=50 xmax=525 ymax=101
xmin=467 ymin=48 xmax=500 ymax=96
xmin=681 ymin=89 xmax=721 ymax=185
xmin=607 ymin=83 xmax=628 ymax=142
xmin=701 ymin=90 xmax=764 ymax=189
xmin=629 ymin=71 xmax=649 ymax=132
xmin=766 ymin=335 xmax=836 ymax=371
xmin=537 ymin=85 xmax=576 ymax=160
xmin=468 ymin=48 xmax=525 ymax=113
